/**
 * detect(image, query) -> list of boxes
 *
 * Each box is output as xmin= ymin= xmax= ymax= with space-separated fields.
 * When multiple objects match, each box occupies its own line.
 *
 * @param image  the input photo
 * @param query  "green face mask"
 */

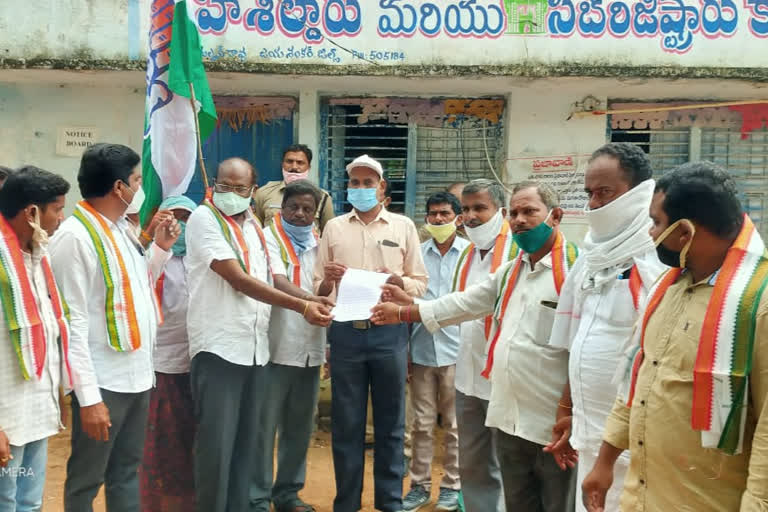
xmin=512 ymin=211 xmax=553 ymax=254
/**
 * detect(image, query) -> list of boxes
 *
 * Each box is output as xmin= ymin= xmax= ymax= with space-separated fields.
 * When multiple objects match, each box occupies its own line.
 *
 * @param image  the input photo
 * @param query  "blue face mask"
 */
xmin=281 ymin=218 xmax=314 ymax=254
xmin=171 ymin=221 xmax=187 ymax=257
xmin=347 ymin=187 xmax=379 ymax=212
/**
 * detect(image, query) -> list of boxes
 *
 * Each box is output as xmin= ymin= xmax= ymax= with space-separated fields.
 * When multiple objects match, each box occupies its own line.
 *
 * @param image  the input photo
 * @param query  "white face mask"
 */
xmin=212 ymin=191 xmax=252 ymax=217
xmin=121 ymin=182 xmax=145 ymax=215
xmin=583 ymin=179 xmax=655 ymax=242
xmin=464 ymin=209 xmax=504 ymax=250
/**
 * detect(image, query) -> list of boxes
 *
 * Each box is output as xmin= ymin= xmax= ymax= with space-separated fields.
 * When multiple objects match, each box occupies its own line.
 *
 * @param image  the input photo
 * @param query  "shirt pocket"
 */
xmin=534 ymin=301 xmax=558 ymax=346
xmin=596 ymin=280 xmax=638 ymax=328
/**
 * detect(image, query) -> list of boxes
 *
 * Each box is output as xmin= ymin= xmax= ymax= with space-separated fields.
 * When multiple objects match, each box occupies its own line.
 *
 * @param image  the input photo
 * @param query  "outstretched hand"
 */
xmin=371 ymin=302 xmax=402 ymax=325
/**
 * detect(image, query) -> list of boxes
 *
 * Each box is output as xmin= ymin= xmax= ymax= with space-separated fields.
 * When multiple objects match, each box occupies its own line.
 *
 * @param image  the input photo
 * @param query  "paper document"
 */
xmin=332 ymin=269 xmax=391 ymax=322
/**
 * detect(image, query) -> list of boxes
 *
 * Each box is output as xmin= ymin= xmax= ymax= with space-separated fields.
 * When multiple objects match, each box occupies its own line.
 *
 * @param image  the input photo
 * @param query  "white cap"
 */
xmin=345 ymin=154 xmax=384 ymax=178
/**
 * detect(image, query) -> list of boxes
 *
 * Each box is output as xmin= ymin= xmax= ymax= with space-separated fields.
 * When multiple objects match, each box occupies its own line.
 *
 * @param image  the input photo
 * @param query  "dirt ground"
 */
xmin=42 ymin=414 xmax=449 ymax=512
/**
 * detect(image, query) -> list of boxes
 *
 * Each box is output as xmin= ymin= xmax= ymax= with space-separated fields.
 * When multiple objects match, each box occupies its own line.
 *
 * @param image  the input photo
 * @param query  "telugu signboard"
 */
xmin=508 ymin=153 xmax=590 ymax=219
xmin=185 ymin=0 xmax=768 ymax=68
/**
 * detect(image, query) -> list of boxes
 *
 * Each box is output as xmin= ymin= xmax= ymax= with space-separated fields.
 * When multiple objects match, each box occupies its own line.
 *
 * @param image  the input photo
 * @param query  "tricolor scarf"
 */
xmin=0 ymin=214 xmax=72 ymax=384
xmin=452 ymin=221 xmax=518 ymax=340
xmin=73 ymin=201 xmax=160 ymax=352
xmin=203 ymin=201 xmax=270 ymax=276
xmin=481 ymin=230 xmax=578 ymax=378
xmin=620 ymin=214 xmax=768 ymax=454
xmin=268 ymin=212 xmax=318 ymax=286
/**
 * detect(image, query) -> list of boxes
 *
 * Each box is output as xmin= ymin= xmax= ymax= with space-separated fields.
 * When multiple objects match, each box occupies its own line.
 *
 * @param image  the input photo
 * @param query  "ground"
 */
xmin=43 ymin=419 xmax=448 ymax=512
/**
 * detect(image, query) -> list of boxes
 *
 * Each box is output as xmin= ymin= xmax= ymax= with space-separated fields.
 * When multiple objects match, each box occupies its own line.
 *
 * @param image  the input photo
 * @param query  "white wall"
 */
xmin=1 ymin=69 xmax=766 ymax=229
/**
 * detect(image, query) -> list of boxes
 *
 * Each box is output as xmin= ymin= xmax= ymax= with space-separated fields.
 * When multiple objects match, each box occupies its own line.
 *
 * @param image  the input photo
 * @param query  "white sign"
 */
xmin=508 ymin=153 xmax=591 ymax=219
xmin=56 ymin=127 xmax=98 ymax=158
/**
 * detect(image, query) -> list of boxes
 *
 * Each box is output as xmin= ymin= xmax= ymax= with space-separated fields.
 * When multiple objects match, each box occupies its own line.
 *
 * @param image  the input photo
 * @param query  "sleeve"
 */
xmin=602 ymin=396 xmax=632 ymax=451
xmin=313 ymin=224 xmax=333 ymax=294
xmin=319 ymin=191 xmax=335 ymax=232
xmin=49 ymin=230 xmax=102 ymax=407
xmin=419 ymin=270 xmax=498 ymax=334
xmin=187 ymin=209 xmax=238 ymax=268
xmin=740 ymin=304 xmax=768 ymax=511
xmin=148 ymin=242 xmax=172 ymax=282
xmin=251 ymin=187 xmax=267 ymax=226
xmin=548 ymin=259 xmax=582 ymax=350
xmin=264 ymin=230 xmax=287 ymax=277
xmin=401 ymin=220 xmax=428 ymax=297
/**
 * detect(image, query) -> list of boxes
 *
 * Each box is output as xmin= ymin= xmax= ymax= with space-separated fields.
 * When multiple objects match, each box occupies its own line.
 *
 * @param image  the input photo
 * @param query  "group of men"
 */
xmin=2 ymin=138 xmax=768 ymax=512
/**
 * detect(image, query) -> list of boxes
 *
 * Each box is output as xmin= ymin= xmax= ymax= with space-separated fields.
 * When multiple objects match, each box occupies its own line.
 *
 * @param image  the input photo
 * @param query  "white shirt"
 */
xmin=154 ymin=256 xmax=190 ymax=374
xmin=264 ymin=229 xmax=325 ymax=367
xmin=553 ymin=251 xmax=666 ymax=450
xmin=420 ymin=252 xmax=570 ymax=445
xmin=0 ymin=247 xmax=62 ymax=446
xmin=451 ymin=237 xmax=512 ymax=400
xmin=50 ymin=215 xmax=169 ymax=407
xmin=186 ymin=206 xmax=271 ymax=367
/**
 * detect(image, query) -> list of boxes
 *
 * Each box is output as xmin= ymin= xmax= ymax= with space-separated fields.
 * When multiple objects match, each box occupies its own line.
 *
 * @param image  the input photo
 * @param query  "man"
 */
xmin=186 ymin=158 xmax=332 ymax=512
xmin=545 ymin=143 xmax=666 ymax=512
xmin=250 ymin=180 xmax=330 ymax=512
xmin=402 ymin=192 xmax=468 ymax=511
xmin=313 ymin=154 xmax=427 ymax=512
xmin=0 ymin=166 xmax=70 ymax=511
xmin=0 ymin=166 xmax=12 ymax=188
xmin=582 ymin=162 xmax=768 ymax=511
xmin=252 ymin=144 xmax=334 ymax=231
xmin=440 ymin=178 xmax=514 ymax=512
xmin=140 ymin=195 xmax=197 ymax=511
xmin=374 ymin=181 xmax=580 ymax=512
xmin=50 ymin=143 xmax=181 ymax=512
xmin=447 ymin=182 xmax=465 ymax=202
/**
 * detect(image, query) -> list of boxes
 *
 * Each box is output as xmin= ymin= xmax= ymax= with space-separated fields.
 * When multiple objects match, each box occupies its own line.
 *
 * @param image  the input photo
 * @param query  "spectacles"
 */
xmin=214 ymin=182 xmax=254 ymax=196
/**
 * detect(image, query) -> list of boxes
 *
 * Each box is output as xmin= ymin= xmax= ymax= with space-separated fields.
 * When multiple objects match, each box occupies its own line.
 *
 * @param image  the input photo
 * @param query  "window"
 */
xmin=321 ymin=98 xmax=505 ymax=219
xmin=609 ymin=103 xmax=768 ymax=239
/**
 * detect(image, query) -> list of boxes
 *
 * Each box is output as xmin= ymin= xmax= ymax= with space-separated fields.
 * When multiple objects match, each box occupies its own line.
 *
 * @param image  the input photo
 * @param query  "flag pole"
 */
xmin=189 ymin=82 xmax=210 ymax=190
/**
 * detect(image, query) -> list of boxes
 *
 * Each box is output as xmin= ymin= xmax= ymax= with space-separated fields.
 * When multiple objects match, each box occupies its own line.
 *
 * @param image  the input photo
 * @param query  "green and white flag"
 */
xmin=140 ymin=0 xmax=217 ymax=224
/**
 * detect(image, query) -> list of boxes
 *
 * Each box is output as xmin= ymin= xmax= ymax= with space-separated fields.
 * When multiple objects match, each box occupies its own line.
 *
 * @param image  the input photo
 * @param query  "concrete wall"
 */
xmin=1 ymin=69 xmax=766 ymax=240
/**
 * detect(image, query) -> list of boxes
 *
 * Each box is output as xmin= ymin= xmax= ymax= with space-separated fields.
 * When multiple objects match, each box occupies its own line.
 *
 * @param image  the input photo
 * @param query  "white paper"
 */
xmin=332 ymin=268 xmax=391 ymax=322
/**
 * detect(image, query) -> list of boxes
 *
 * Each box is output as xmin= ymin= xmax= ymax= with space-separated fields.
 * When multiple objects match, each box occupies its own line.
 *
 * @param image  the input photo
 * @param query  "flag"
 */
xmin=140 ymin=0 xmax=217 ymax=224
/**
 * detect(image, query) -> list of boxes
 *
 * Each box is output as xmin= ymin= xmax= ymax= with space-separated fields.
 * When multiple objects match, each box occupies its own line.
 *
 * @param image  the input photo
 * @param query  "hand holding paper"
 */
xmin=331 ymin=268 xmax=391 ymax=322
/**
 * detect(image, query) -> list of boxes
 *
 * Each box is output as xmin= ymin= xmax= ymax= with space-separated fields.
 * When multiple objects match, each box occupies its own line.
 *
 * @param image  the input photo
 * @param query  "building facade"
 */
xmin=1 ymin=0 xmax=767 ymax=239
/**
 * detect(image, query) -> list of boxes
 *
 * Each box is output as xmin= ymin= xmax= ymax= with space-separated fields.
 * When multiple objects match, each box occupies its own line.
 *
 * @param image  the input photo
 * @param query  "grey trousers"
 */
xmin=250 ymin=362 xmax=321 ymax=511
xmin=190 ymin=352 xmax=269 ymax=512
xmin=496 ymin=430 xmax=574 ymax=512
xmin=65 ymin=389 xmax=150 ymax=512
xmin=455 ymin=391 xmax=505 ymax=512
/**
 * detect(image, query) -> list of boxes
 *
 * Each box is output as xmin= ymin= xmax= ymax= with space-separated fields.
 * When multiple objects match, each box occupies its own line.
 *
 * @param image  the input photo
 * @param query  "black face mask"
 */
xmin=656 ymin=243 xmax=683 ymax=267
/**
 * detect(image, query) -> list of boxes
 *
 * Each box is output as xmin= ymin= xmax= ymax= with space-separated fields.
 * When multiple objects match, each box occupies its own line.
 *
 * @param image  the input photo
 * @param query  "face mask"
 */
xmin=424 ymin=220 xmax=457 ymax=244
xmin=121 ymin=181 xmax=145 ymax=215
xmin=654 ymin=218 xmax=695 ymax=268
xmin=213 ymin=191 xmax=252 ymax=217
xmin=464 ymin=209 xmax=504 ymax=250
xmin=282 ymin=217 xmax=315 ymax=253
xmin=513 ymin=211 xmax=554 ymax=254
xmin=171 ymin=220 xmax=187 ymax=256
xmin=28 ymin=206 xmax=49 ymax=247
xmin=583 ymin=179 xmax=655 ymax=241
xmin=283 ymin=170 xmax=309 ymax=185
xmin=347 ymin=187 xmax=379 ymax=212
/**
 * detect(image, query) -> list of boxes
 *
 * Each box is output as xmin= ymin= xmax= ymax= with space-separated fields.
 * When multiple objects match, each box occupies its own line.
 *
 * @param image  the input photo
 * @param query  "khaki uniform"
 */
xmin=252 ymin=180 xmax=335 ymax=233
